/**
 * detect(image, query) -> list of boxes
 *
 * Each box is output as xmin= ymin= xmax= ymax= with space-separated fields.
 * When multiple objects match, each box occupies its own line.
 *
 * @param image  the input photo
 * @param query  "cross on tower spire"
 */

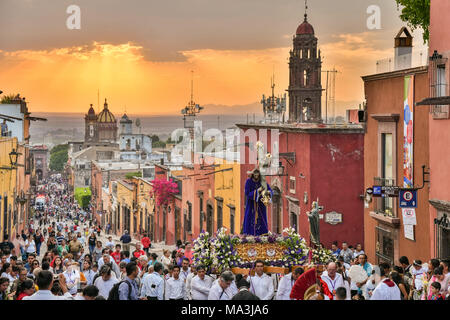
xmin=304 ymin=0 xmax=308 ymax=21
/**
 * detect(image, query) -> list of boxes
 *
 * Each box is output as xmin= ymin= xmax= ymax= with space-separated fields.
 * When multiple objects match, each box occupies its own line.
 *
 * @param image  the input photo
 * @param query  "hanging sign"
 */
xmin=402 ymin=208 xmax=417 ymax=225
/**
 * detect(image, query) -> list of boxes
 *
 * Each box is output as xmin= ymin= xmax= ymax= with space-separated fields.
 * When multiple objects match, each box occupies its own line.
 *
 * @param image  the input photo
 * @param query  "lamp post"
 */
xmin=1 ymin=148 xmax=21 ymax=170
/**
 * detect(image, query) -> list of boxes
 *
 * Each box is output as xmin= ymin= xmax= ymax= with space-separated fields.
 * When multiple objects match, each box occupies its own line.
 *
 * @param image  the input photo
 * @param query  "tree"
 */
xmin=74 ymin=187 xmax=91 ymax=208
xmin=396 ymin=0 xmax=430 ymax=43
xmin=150 ymin=134 xmax=160 ymax=142
xmin=49 ymin=144 xmax=69 ymax=172
xmin=125 ymin=171 xmax=142 ymax=179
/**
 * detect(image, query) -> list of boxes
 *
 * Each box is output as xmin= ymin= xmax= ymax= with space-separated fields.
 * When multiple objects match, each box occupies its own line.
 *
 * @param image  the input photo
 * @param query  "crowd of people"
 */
xmin=0 ymin=176 xmax=448 ymax=301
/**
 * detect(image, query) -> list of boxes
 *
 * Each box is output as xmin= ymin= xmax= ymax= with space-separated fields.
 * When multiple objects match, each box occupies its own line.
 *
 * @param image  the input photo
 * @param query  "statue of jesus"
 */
xmin=242 ymin=168 xmax=273 ymax=236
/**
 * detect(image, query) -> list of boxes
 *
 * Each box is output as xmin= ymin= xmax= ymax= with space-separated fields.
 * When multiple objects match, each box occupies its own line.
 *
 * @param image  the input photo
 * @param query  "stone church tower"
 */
xmin=288 ymin=12 xmax=322 ymax=122
xmin=84 ymin=104 xmax=98 ymax=143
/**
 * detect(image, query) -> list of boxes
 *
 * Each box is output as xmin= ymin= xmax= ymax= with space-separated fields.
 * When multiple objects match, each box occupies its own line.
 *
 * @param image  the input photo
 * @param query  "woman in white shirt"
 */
xmin=25 ymin=234 xmax=36 ymax=255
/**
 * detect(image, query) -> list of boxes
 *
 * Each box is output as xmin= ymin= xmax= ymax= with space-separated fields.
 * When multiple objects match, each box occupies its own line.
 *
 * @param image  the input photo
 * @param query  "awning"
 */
xmin=416 ymin=96 xmax=450 ymax=106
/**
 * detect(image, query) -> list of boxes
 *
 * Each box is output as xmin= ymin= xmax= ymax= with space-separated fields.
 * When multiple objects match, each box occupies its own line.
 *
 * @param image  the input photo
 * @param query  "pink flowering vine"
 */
xmin=151 ymin=178 xmax=179 ymax=207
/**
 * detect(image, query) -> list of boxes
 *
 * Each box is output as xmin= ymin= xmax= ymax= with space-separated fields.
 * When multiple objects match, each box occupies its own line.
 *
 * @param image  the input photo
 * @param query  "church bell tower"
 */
xmin=288 ymin=6 xmax=323 ymax=123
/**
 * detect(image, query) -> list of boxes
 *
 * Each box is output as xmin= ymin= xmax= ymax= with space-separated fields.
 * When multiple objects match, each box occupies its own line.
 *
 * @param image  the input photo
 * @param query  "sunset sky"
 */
xmin=0 ymin=0 xmax=427 ymax=116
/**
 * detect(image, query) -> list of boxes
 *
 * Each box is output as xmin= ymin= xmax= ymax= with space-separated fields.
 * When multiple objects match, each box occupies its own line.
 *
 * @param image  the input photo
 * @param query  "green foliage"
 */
xmin=125 ymin=171 xmax=142 ymax=179
xmin=396 ymin=0 xmax=430 ymax=43
xmin=150 ymin=134 xmax=160 ymax=142
xmin=152 ymin=140 xmax=166 ymax=148
xmin=1 ymin=94 xmax=19 ymax=104
xmin=49 ymin=144 xmax=69 ymax=172
xmin=74 ymin=187 xmax=91 ymax=208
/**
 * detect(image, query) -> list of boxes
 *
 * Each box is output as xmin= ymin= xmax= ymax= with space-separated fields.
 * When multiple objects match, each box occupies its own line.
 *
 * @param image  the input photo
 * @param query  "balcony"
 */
xmin=370 ymin=177 xmax=400 ymax=227
xmin=375 ymin=49 xmax=428 ymax=74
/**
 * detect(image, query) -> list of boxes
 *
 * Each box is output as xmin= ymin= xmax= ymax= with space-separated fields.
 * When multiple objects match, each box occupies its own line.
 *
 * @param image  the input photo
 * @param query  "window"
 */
xmin=430 ymin=51 xmax=449 ymax=118
xmin=230 ymin=207 xmax=235 ymax=234
xmin=381 ymin=133 xmax=394 ymax=215
xmin=290 ymin=212 xmax=297 ymax=233
xmin=217 ymin=200 xmax=223 ymax=230
xmin=289 ymin=176 xmax=296 ymax=194
xmin=187 ymin=201 xmax=192 ymax=233
xmin=375 ymin=226 xmax=395 ymax=265
xmin=303 ymin=70 xmax=307 ymax=86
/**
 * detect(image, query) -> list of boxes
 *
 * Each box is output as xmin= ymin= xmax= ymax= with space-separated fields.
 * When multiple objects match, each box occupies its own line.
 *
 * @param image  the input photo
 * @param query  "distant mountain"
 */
xmin=201 ymin=102 xmax=263 ymax=115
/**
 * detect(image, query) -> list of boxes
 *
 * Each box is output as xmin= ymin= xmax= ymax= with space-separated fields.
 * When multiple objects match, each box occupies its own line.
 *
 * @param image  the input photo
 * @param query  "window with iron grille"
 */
xmin=430 ymin=51 xmax=449 ymax=118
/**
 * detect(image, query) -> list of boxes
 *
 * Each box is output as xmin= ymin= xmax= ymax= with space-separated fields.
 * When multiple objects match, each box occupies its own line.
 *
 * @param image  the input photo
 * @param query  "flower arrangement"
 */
xmin=311 ymin=246 xmax=336 ymax=265
xmin=150 ymin=178 xmax=179 ymax=207
xmin=193 ymin=231 xmax=213 ymax=271
xmin=210 ymin=227 xmax=241 ymax=273
xmin=279 ymin=227 xmax=309 ymax=267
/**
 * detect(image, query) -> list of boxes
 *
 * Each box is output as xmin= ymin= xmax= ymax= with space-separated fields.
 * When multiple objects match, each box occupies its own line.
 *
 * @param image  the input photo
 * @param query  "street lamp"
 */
xmin=9 ymin=149 xmax=19 ymax=167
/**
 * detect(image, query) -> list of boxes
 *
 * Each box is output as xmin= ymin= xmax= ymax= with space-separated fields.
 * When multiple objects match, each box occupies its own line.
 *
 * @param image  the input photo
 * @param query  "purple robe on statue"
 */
xmin=242 ymin=178 xmax=272 ymax=236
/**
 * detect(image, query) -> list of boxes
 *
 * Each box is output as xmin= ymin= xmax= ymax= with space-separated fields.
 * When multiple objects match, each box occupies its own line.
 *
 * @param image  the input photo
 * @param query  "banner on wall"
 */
xmin=403 ymin=75 xmax=414 ymax=188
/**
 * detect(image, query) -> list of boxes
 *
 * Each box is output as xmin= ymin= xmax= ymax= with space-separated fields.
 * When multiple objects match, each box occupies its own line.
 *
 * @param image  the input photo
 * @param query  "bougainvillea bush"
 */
xmin=150 ymin=178 xmax=179 ymax=206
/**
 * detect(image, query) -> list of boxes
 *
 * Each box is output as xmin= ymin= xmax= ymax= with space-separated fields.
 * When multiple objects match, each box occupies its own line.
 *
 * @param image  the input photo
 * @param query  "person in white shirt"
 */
xmin=190 ymin=265 xmax=213 ymax=300
xmin=276 ymin=267 xmax=304 ymax=300
xmin=165 ymin=265 xmax=186 ymax=300
xmin=179 ymin=258 xmax=191 ymax=282
xmin=23 ymin=271 xmax=74 ymax=300
xmin=208 ymin=271 xmax=235 ymax=300
xmin=105 ymin=236 xmax=115 ymax=251
xmin=248 ymin=260 xmax=274 ymax=300
xmin=141 ymin=262 xmax=164 ymax=300
xmin=321 ymin=261 xmax=347 ymax=300
xmin=370 ymin=263 xmax=401 ymax=300
xmin=185 ymin=265 xmax=197 ymax=299
xmin=94 ymin=265 xmax=119 ymax=299
xmin=25 ymin=235 xmax=36 ymax=255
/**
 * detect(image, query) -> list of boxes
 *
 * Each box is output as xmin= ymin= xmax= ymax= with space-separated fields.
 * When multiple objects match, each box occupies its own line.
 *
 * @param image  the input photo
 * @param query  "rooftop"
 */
xmin=236 ymin=122 xmax=364 ymax=134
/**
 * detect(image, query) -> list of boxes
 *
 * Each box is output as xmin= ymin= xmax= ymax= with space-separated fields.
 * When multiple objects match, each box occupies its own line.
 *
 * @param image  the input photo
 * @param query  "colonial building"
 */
xmin=119 ymin=114 xmax=153 ymax=161
xmin=288 ymin=12 xmax=322 ymax=123
xmin=415 ymin=0 xmax=450 ymax=260
xmin=362 ymin=28 xmax=431 ymax=265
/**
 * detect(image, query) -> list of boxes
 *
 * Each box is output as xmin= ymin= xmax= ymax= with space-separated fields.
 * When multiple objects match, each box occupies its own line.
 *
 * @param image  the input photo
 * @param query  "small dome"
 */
xmin=97 ymin=99 xmax=116 ymax=123
xmin=296 ymin=14 xmax=314 ymax=35
xmin=85 ymin=104 xmax=97 ymax=120
xmin=120 ymin=113 xmax=132 ymax=124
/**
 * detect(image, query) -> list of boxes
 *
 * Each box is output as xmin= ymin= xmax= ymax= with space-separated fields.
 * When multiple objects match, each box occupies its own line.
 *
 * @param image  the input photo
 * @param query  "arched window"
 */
xmin=303 ymin=70 xmax=308 ymax=86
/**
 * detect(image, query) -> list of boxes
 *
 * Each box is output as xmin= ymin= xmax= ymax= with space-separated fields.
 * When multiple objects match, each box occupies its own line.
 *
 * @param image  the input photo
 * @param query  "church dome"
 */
xmin=120 ymin=113 xmax=132 ymax=124
xmin=97 ymin=99 xmax=116 ymax=123
xmin=296 ymin=14 xmax=314 ymax=35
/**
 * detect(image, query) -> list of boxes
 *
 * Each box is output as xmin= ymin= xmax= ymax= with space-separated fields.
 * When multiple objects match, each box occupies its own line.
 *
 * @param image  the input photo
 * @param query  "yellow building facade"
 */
xmin=134 ymin=178 xmax=155 ymax=239
xmin=213 ymin=157 xmax=241 ymax=235
xmin=0 ymin=137 xmax=18 ymax=241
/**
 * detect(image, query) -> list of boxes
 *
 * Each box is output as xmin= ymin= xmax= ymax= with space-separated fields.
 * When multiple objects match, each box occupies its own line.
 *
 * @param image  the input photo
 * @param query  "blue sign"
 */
xmin=399 ymin=189 xmax=417 ymax=208
xmin=373 ymin=186 xmax=382 ymax=196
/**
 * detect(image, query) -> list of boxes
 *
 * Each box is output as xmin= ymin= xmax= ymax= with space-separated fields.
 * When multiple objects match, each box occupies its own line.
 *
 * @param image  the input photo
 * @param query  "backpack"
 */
xmin=107 ymin=280 xmax=132 ymax=300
